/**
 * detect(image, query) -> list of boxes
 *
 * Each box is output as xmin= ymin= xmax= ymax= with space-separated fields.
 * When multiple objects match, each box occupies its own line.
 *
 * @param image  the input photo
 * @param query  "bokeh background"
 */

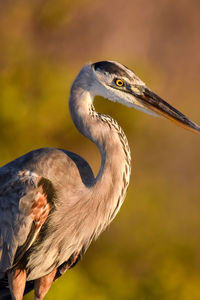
xmin=0 ymin=0 xmax=200 ymax=299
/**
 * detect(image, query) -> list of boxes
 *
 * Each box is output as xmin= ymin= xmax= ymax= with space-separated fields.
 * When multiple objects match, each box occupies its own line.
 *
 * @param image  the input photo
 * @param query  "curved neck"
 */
xmin=69 ymin=83 xmax=131 ymax=225
xmin=69 ymin=85 xmax=108 ymax=179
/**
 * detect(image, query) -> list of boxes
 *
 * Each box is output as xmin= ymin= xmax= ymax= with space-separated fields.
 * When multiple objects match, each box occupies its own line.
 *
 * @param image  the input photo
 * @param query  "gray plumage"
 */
xmin=0 ymin=60 xmax=199 ymax=300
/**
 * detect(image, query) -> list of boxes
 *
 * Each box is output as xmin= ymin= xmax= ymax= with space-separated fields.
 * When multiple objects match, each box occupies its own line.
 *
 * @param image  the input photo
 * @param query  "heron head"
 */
xmin=91 ymin=60 xmax=200 ymax=134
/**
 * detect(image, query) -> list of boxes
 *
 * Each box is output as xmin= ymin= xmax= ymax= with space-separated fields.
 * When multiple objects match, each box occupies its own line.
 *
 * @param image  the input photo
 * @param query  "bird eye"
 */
xmin=115 ymin=79 xmax=124 ymax=87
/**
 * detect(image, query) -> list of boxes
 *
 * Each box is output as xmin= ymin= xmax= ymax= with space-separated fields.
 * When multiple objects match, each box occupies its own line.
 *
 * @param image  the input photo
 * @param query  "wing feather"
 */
xmin=0 ymin=170 xmax=54 ymax=276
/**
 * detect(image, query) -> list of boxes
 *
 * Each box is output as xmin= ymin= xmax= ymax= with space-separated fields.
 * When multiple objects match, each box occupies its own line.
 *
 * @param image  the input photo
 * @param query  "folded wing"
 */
xmin=0 ymin=170 xmax=55 ymax=277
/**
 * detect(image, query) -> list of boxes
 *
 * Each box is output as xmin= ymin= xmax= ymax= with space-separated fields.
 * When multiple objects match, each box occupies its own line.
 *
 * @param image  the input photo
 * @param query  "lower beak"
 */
xmin=137 ymin=87 xmax=200 ymax=135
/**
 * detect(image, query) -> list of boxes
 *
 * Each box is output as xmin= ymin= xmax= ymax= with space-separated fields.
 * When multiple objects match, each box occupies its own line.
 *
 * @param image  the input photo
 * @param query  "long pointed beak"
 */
xmin=136 ymin=87 xmax=200 ymax=135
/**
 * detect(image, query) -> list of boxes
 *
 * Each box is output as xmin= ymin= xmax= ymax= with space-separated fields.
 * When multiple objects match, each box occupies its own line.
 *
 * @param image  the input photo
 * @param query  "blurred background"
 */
xmin=0 ymin=0 xmax=200 ymax=299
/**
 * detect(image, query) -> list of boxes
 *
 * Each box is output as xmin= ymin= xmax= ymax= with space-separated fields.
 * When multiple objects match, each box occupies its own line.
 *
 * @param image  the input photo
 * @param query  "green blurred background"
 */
xmin=0 ymin=0 xmax=200 ymax=299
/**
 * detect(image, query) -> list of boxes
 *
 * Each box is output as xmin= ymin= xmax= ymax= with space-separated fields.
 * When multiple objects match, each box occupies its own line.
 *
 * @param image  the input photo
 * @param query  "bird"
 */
xmin=0 ymin=60 xmax=199 ymax=300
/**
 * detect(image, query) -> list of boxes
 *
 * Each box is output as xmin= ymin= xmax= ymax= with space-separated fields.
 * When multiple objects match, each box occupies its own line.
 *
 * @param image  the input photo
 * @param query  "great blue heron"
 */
xmin=0 ymin=61 xmax=199 ymax=300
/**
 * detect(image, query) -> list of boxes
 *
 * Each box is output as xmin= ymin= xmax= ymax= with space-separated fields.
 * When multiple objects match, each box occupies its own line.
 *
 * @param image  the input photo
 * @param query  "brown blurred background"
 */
xmin=0 ymin=0 xmax=200 ymax=299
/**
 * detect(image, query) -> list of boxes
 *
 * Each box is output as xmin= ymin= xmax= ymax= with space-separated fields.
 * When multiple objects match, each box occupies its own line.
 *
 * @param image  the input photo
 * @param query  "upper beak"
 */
xmin=135 ymin=87 xmax=200 ymax=135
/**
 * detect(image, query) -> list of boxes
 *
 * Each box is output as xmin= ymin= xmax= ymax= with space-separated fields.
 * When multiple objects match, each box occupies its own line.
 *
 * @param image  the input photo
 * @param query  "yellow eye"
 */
xmin=115 ymin=79 xmax=124 ymax=87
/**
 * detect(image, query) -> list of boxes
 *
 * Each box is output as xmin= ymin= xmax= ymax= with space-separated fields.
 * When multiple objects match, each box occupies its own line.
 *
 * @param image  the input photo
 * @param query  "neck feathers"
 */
xmin=88 ymin=105 xmax=131 ymax=223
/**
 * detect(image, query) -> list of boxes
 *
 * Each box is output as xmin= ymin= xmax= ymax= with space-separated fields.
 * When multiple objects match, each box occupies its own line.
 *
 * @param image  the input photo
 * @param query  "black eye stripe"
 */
xmin=93 ymin=61 xmax=132 ymax=80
